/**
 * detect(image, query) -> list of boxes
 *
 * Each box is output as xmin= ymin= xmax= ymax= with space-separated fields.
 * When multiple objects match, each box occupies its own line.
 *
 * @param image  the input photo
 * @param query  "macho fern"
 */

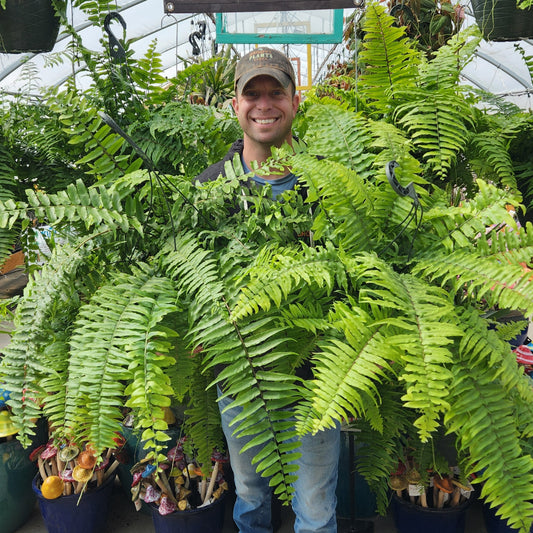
xmin=0 ymin=2 xmax=532 ymax=530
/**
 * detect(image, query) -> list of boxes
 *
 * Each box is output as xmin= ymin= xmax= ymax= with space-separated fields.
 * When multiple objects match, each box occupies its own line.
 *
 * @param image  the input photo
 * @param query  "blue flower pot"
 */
xmin=32 ymin=471 xmax=115 ymax=533
xmin=149 ymin=493 xmax=226 ymax=533
xmin=392 ymin=492 xmax=472 ymax=533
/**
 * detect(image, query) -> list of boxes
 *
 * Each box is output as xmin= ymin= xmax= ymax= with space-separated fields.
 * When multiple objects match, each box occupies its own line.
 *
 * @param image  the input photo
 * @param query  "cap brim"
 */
xmin=236 ymin=68 xmax=292 ymax=94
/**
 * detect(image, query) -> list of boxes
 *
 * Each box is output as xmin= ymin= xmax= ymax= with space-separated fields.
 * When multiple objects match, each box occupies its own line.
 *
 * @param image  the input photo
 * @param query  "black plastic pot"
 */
xmin=149 ymin=493 xmax=226 ymax=533
xmin=0 ymin=0 xmax=64 ymax=53
xmin=471 ymin=0 xmax=533 ymax=41
xmin=391 ymin=492 xmax=472 ymax=533
xmin=32 ymin=472 xmax=116 ymax=533
xmin=482 ymin=501 xmax=533 ymax=533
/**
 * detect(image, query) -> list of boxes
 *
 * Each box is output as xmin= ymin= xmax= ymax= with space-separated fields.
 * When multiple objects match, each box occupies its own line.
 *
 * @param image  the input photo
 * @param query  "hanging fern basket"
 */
xmin=0 ymin=0 xmax=63 ymax=53
xmin=471 ymin=0 xmax=533 ymax=41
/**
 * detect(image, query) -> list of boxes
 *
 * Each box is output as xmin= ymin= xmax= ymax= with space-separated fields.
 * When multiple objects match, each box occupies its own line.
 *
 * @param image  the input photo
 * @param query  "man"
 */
xmin=197 ymin=48 xmax=341 ymax=533
xmin=196 ymin=47 xmax=300 ymax=198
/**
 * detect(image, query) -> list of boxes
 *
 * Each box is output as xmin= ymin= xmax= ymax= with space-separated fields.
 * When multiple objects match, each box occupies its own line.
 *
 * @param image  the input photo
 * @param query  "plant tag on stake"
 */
xmin=408 ymin=483 xmax=424 ymax=497
xmin=460 ymin=483 xmax=474 ymax=499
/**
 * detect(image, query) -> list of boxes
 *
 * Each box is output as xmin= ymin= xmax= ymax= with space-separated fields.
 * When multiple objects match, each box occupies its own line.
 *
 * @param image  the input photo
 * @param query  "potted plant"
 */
xmin=384 ymin=423 xmax=477 ymax=533
xmin=0 ymin=3 xmax=532 ymax=533
xmin=470 ymin=0 xmax=533 ymax=41
xmin=0 ymin=0 xmax=66 ymax=53
xmin=0 ymin=385 xmax=47 ymax=533
xmin=130 ymin=439 xmax=230 ymax=532
xmin=29 ymin=437 xmax=124 ymax=533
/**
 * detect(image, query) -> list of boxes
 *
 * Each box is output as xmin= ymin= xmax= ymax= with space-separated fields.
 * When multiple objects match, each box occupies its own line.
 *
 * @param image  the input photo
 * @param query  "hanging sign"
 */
xmin=215 ymin=10 xmax=345 ymax=44
xmin=164 ymin=0 xmax=357 ymax=13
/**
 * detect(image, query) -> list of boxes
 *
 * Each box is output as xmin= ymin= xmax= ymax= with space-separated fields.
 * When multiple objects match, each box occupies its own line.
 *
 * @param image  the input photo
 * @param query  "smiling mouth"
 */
xmin=253 ymin=118 xmax=278 ymax=124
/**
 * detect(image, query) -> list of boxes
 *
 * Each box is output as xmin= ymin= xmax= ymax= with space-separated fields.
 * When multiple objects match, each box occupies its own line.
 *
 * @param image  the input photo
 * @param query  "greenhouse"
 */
xmin=1 ymin=0 xmax=533 ymax=532
xmin=1 ymin=0 xmax=533 ymax=107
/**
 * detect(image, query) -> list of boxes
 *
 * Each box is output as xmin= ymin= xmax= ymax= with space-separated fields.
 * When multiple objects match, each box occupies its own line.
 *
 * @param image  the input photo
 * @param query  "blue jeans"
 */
xmin=218 ymin=390 xmax=340 ymax=533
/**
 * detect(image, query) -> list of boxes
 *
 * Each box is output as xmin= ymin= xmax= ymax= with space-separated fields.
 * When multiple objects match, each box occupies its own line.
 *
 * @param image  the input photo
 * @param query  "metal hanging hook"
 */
xmin=188 ymin=19 xmax=207 ymax=57
xmin=161 ymin=14 xmax=179 ymax=76
xmin=104 ymin=12 xmax=127 ymax=62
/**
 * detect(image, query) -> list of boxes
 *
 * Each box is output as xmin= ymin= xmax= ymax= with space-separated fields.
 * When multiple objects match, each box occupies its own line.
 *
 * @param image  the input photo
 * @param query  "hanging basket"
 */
xmin=0 ymin=0 xmax=64 ymax=53
xmin=471 ymin=0 xmax=533 ymax=41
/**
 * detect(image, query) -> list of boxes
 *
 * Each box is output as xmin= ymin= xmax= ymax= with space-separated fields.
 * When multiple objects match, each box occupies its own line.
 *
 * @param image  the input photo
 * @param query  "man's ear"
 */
xmin=232 ymin=96 xmax=239 ymax=114
xmin=292 ymin=93 xmax=301 ymax=116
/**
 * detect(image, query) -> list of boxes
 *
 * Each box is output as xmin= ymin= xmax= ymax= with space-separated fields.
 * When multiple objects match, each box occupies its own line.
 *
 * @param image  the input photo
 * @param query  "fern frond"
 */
xmin=416 ymin=179 xmax=520 ymax=253
xmin=417 ymin=26 xmax=481 ymax=90
xmin=0 ymin=240 xmax=95 ymax=446
xmin=231 ymin=243 xmax=342 ymax=322
xmin=391 ymin=275 xmax=462 ymax=440
xmin=292 ymin=154 xmax=381 ymax=252
xmin=393 ymin=89 xmax=474 ymax=179
xmin=183 ymin=369 xmax=224 ymax=468
xmin=0 ymin=145 xmax=18 ymax=265
xmin=295 ymin=301 xmax=397 ymax=435
xmin=469 ymin=131 xmax=517 ymax=189
xmin=347 ymin=257 xmax=461 ymax=441
xmin=24 ymin=179 xmax=143 ymax=234
xmin=446 ymin=309 xmax=533 ymax=533
xmin=51 ymin=95 xmax=143 ymax=179
xmin=351 ymin=386 xmax=412 ymax=514
xmin=67 ymin=264 xmax=178 ymax=455
xmin=162 ymin=233 xmax=225 ymax=318
xmin=198 ymin=311 xmax=303 ymax=503
xmin=358 ymin=1 xmax=420 ymax=113
xmin=415 ymin=224 xmax=533 ymax=316
xmin=303 ymin=100 xmax=375 ymax=175
xmin=129 ymin=40 xmax=168 ymax=105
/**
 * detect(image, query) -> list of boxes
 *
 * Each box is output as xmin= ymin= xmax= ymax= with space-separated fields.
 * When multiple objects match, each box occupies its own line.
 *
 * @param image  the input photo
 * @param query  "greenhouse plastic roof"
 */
xmin=0 ymin=0 xmax=532 ymax=110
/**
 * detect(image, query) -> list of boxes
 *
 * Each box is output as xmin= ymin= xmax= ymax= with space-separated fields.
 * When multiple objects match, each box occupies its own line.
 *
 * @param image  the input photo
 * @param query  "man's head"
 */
xmin=234 ymin=47 xmax=296 ymax=97
xmin=232 ymin=48 xmax=300 ymax=159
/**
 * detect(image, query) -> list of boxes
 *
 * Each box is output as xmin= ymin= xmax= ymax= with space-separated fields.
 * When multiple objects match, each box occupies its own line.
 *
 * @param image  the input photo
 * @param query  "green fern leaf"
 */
xmin=358 ymin=1 xmax=420 ymax=113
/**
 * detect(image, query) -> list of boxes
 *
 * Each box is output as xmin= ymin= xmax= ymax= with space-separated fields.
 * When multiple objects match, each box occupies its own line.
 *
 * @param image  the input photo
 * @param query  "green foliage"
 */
xmin=358 ymin=2 xmax=420 ymax=114
xmin=0 ymin=143 xmax=18 ymax=266
xmin=388 ymin=0 xmax=465 ymax=57
xmin=1 ymin=2 xmax=533 ymax=531
xmin=171 ymin=46 xmax=238 ymax=107
xmin=131 ymin=101 xmax=241 ymax=176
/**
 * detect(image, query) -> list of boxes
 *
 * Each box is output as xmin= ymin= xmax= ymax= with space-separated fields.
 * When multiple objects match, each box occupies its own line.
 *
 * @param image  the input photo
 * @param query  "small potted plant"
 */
xmin=0 ymin=384 xmax=46 ymax=533
xmin=387 ymin=435 xmax=476 ymax=533
xmin=29 ymin=432 xmax=127 ymax=533
xmin=131 ymin=439 xmax=229 ymax=533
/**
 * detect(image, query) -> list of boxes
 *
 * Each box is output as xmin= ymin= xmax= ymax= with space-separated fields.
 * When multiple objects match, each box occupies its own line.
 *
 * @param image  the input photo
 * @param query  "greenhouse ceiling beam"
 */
xmin=52 ymin=13 xmax=198 ymax=88
xmin=0 ymin=54 xmax=37 ymax=83
xmin=460 ymin=72 xmax=491 ymax=93
xmin=475 ymin=50 xmax=533 ymax=90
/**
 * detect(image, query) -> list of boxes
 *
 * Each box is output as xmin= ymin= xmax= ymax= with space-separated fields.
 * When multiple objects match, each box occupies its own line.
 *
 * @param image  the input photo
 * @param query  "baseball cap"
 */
xmin=234 ymin=48 xmax=296 ymax=95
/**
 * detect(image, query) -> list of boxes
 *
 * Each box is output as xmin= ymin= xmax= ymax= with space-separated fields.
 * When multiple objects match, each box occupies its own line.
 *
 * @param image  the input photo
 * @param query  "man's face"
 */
xmin=232 ymin=75 xmax=300 ymax=150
